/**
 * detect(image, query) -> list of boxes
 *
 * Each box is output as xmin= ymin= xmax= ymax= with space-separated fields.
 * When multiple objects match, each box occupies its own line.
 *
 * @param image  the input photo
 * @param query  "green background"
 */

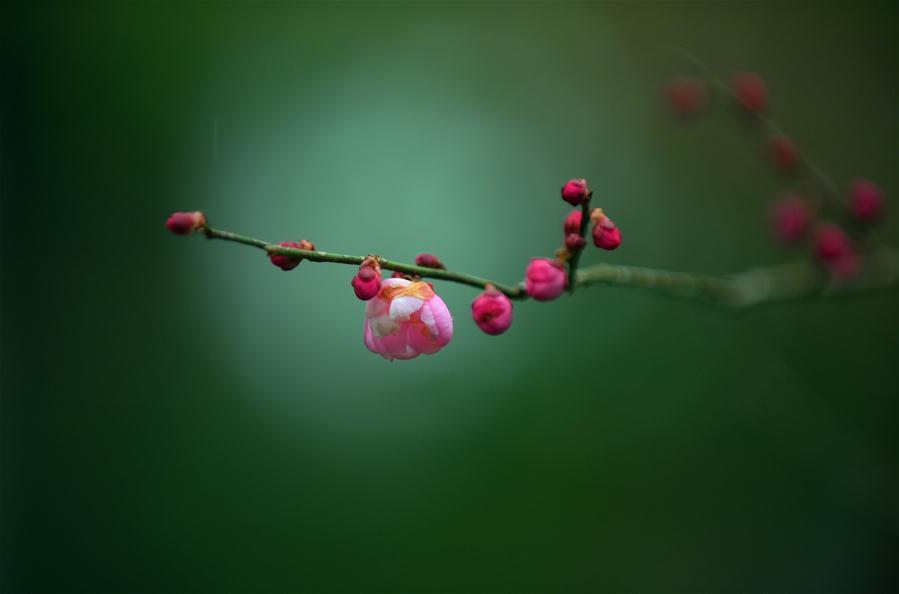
xmin=2 ymin=2 xmax=896 ymax=592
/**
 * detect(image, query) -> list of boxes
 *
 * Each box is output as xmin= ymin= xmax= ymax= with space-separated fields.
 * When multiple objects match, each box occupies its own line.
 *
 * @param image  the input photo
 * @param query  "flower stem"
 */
xmin=199 ymin=222 xmax=898 ymax=308
xmin=566 ymin=192 xmax=593 ymax=294
xmin=203 ymin=225 xmax=528 ymax=299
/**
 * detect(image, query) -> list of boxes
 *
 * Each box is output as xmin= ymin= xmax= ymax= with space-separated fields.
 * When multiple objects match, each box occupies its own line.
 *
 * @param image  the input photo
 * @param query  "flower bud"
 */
xmin=352 ymin=258 xmax=382 ymax=301
xmin=848 ymin=179 xmax=884 ymax=223
xmin=415 ymin=253 xmax=445 ymax=269
xmin=561 ymin=179 xmax=589 ymax=206
xmin=524 ymin=258 xmax=567 ymax=301
xmin=590 ymin=209 xmax=621 ymax=251
xmin=165 ymin=211 xmax=205 ymax=235
xmin=565 ymin=233 xmax=586 ymax=252
xmin=731 ymin=72 xmax=766 ymax=113
xmin=770 ymin=195 xmax=812 ymax=243
xmin=563 ymin=209 xmax=582 ymax=235
xmin=664 ymin=77 xmax=708 ymax=119
xmin=767 ymin=135 xmax=798 ymax=172
xmin=471 ymin=285 xmax=513 ymax=336
xmin=814 ymin=223 xmax=851 ymax=262
xmin=269 ymin=239 xmax=314 ymax=271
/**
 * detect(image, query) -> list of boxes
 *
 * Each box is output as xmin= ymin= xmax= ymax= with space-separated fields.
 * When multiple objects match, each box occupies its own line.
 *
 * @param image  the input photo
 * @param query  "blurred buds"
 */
xmin=770 ymin=195 xmax=812 ymax=243
xmin=563 ymin=209 xmax=582 ymax=235
xmin=525 ymin=258 xmax=567 ymax=301
xmin=590 ymin=209 xmax=622 ymax=251
xmin=731 ymin=72 xmax=767 ymax=113
xmin=471 ymin=285 xmax=513 ymax=336
xmin=269 ymin=239 xmax=314 ymax=271
xmin=813 ymin=223 xmax=858 ymax=280
xmin=664 ymin=77 xmax=708 ymax=119
xmin=848 ymin=179 xmax=884 ymax=223
xmin=415 ymin=253 xmax=445 ymax=269
xmin=565 ymin=233 xmax=586 ymax=252
xmin=561 ymin=179 xmax=590 ymax=206
xmin=351 ymin=257 xmax=382 ymax=301
xmin=767 ymin=135 xmax=798 ymax=172
xmin=165 ymin=211 xmax=205 ymax=235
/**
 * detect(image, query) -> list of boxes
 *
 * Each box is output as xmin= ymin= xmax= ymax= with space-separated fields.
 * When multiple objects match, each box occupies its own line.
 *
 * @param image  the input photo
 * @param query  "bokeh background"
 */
xmin=2 ymin=2 xmax=897 ymax=592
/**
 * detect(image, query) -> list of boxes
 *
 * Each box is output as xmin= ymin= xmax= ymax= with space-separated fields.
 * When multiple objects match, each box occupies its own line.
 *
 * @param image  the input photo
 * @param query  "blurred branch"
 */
xmin=576 ymin=248 xmax=899 ymax=307
xmin=202 ymin=224 xmax=897 ymax=308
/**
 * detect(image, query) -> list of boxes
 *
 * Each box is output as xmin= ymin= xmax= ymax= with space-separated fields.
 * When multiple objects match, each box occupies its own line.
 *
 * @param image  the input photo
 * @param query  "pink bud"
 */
xmin=415 ymin=253 xmax=445 ymax=269
xmin=848 ymin=179 xmax=884 ymax=222
xmin=767 ymin=135 xmax=798 ymax=171
xmin=165 ymin=211 xmax=205 ymax=235
xmin=731 ymin=72 xmax=766 ymax=113
xmin=525 ymin=258 xmax=567 ymax=301
xmin=391 ymin=271 xmax=407 ymax=279
xmin=664 ymin=77 xmax=708 ymax=118
xmin=561 ymin=179 xmax=589 ymax=206
xmin=563 ymin=209 xmax=582 ymax=235
xmin=471 ymin=286 xmax=513 ymax=336
xmin=771 ymin=195 xmax=812 ymax=243
xmin=565 ymin=233 xmax=586 ymax=252
xmin=814 ymin=223 xmax=851 ymax=262
xmin=592 ymin=215 xmax=621 ymax=251
xmin=352 ymin=259 xmax=382 ymax=301
xmin=269 ymin=239 xmax=314 ymax=271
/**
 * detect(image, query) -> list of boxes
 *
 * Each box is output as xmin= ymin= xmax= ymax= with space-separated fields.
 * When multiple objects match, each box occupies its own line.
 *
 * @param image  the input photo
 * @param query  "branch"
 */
xmin=201 ymin=224 xmax=898 ymax=308
xmin=576 ymin=248 xmax=899 ymax=307
xmin=204 ymin=225 xmax=528 ymax=299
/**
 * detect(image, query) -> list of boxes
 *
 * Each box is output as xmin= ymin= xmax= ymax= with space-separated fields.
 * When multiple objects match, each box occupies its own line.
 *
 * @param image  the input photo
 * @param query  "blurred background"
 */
xmin=2 ymin=2 xmax=896 ymax=592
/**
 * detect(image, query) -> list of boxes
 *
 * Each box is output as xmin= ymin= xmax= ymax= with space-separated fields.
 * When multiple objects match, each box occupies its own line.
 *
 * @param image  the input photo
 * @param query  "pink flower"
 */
xmin=731 ymin=72 xmax=766 ymax=113
xmin=848 ymin=179 xmax=884 ymax=222
xmin=563 ymin=209 xmax=582 ymax=235
xmin=415 ymin=253 xmax=445 ymax=269
xmin=525 ymin=258 xmax=567 ymax=301
xmin=767 ymin=135 xmax=798 ymax=172
xmin=471 ymin=286 xmax=513 ymax=335
xmin=165 ymin=211 xmax=205 ymax=235
xmin=363 ymin=278 xmax=453 ymax=361
xmin=664 ymin=78 xmax=708 ymax=119
xmin=351 ymin=258 xmax=382 ymax=301
xmin=770 ymin=195 xmax=812 ymax=243
xmin=561 ymin=179 xmax=589 ymax=206
xmin=590 ymin=209 xmax=622 ymax=250
xmin=269 ymin=239 xmax=314 ymax=271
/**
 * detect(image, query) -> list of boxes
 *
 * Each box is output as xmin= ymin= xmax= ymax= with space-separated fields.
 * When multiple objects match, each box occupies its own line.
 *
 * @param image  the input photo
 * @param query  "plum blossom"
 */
xmin=363 ymin=278 xmax=453 ymax=361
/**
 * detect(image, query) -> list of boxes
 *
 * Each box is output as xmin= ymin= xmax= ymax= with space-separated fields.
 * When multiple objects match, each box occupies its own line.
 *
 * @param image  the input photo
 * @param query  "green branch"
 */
xmin=200 ymin=224 xmax=898 ymax=308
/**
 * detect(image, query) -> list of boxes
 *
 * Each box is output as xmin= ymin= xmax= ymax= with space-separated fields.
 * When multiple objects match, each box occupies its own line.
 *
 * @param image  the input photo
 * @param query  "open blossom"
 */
xmin=770 ymin=195 xmax=812 ymax=243
xmin=848 ymin=179 xmax=884 ymax=222
xmin=165 ymin=211 xmax=205 ymax=235
xmin=269 ymin=239 xmax=314 ymax=271
xmin=363 ymin=278 xmax=453 ymax=360
xmin=525 ymin=258 xmax=567 ymax=301
xmin=561 ymin=179 xmax=589 ymax=206
xmin=471 ymin=286 xmax=513 ymax=335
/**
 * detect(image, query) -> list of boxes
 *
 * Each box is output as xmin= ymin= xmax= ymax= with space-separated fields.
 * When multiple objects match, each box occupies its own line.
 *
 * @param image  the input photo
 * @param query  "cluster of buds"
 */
xmin=665 ymin=69 xmax=886 ymax=282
